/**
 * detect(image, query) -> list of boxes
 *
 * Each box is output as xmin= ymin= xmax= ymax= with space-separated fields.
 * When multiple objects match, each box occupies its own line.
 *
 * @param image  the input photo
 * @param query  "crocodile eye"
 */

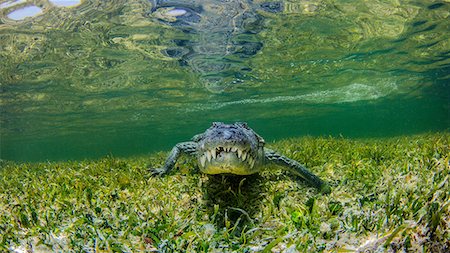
xmin=235 ymin=122 xmax=249 ymax=129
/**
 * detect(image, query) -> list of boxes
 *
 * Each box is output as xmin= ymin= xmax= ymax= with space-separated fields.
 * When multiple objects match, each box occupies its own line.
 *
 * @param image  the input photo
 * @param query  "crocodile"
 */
xmin=150 ymin=122 xmax=331 ymax=193
xmin=148 ymin=0 xmax=283 ymax=93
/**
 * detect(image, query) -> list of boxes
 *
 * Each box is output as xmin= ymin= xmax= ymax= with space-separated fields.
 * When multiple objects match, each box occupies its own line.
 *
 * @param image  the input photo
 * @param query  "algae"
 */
xmin=1 ymin=133 xmax=448 ymax=252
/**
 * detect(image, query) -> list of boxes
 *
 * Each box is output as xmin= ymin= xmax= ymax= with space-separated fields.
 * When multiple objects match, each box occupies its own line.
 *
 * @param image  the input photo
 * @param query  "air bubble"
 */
xmin=49 ymin=0 xmax=81 ymax=7
xmin=7 ymin=5 xmax=42 ymax=20
xmin=166 ymin=9 xmax=187 ymax=17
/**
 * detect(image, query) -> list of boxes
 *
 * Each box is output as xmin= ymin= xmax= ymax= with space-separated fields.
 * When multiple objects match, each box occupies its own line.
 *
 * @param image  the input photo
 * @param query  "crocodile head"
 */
xmin=193 ymin=122 xmax=265 ymax=175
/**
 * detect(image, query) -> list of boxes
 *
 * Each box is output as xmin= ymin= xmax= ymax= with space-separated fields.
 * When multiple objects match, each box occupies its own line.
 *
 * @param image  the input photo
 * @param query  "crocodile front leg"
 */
xmin=264 ymin=149 xmax=331 ymax=194
xmin=150 ymin=142 xmax=197 ymax=176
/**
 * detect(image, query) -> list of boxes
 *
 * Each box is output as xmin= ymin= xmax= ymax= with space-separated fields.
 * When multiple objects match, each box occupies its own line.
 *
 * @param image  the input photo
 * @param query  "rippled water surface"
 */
xmin=1 ymin=0 xmax=449 ymax=161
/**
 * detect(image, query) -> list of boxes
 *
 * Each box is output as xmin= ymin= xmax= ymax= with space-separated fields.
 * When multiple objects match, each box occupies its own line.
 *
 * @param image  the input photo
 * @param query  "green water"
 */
xmin=1 ymin=0 xmax=449 ymax=162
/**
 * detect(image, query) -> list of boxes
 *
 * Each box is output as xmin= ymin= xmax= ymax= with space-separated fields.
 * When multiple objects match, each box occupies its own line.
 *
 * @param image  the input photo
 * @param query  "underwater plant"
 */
xmin=1 ymin=133 xmax=448 ymax=252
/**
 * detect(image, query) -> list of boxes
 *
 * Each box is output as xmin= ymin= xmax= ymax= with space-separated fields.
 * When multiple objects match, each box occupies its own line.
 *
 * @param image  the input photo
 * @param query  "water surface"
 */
xmin=1 ymin=0 xmax=449 ymax=161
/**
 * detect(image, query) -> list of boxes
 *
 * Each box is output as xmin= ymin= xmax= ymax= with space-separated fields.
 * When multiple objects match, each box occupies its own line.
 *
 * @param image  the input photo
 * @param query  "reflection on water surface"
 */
xmin=0 ymin=0 xmax=448 ymax=161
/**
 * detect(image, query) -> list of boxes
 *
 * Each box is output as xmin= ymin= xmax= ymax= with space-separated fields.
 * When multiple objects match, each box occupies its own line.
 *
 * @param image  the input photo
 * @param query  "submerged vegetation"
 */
xmin=1 ymin=133 xmax=449 ymax=252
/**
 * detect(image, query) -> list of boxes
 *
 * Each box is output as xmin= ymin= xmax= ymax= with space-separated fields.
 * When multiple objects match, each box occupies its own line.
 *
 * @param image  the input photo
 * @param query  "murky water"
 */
xmin=0 ymin=0 xmax=449 ymax=162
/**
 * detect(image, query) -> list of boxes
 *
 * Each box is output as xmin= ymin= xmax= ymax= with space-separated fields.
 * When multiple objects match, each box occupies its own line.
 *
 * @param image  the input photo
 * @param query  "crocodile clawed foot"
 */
xmin=148 ymin=167 xmax=167 ymax=177
xmin=320 ymin=183 xmax=332 ymax=195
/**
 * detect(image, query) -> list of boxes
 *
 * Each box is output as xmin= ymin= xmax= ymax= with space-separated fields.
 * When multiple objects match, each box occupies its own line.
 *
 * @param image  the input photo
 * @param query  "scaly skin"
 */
xmin=150 ymin=122 xmax=331 ymax=194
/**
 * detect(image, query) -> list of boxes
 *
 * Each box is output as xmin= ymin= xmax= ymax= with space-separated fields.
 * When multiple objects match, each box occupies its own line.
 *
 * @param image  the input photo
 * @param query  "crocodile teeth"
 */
xmin=250 ymin=159 xmax=255 ymax=168
xmin=206 ymin=150 xmax=212 ymax=162
xmin=211 ymin=149 xmax=216 ymax=159
xmin=248 ymin=156 xmax=253 ymax=165
xmin=200 ymin=155 xmax=206 ymax=167
xmin=241 ymin=152 xmax=247 ymax=161
xmin=231 ymin=147 xmax=237 ymax=152
xmin=237 ymin=149 xmax=242 ymax=158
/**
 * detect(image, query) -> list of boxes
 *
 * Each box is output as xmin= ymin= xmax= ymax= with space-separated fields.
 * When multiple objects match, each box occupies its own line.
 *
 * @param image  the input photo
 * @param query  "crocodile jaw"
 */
xmin=198 ymin=146 xmax=261 ymax=175
xmin=195 ymin=122 xmax=265 ymax=175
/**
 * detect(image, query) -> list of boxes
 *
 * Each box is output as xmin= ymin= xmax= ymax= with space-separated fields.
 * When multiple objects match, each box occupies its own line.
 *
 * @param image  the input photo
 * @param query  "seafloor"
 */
xmin=1 ymin=133 xmax=449 ymax=252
